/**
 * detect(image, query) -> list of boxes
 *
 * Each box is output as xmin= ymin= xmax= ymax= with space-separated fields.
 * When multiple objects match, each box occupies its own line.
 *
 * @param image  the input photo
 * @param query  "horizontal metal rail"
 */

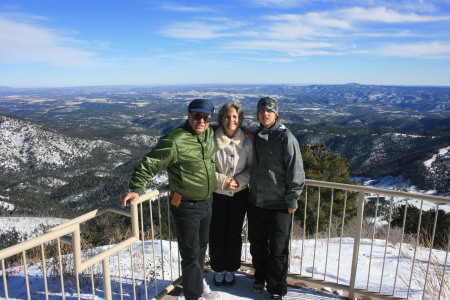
xmin=305 ymin=179 xmax=450 ymax=204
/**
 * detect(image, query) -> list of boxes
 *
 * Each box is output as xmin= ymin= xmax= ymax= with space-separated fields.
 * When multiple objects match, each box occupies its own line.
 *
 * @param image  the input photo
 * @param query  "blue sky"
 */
xmin=1 ymin=0 xmax=450 ymax=88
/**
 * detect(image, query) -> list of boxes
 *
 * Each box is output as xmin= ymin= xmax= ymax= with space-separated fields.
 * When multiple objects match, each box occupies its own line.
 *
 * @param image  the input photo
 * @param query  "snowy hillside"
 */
xmin=0 ymin=114 xmax=129 ymax=171
xmin=423 ymin=146 xmax=450 ymax=168
xmin=0 ymin=216 xmax=68 ymax=237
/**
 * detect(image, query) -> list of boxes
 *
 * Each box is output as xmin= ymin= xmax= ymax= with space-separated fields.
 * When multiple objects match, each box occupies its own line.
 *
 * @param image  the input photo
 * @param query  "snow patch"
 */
xmin=424 ymin=146 xmax=450 ymax=168
xmin=0 ymin=217 xmax=68 ymax=237
xmin=0 ymin=201 xmax=14 ymax=211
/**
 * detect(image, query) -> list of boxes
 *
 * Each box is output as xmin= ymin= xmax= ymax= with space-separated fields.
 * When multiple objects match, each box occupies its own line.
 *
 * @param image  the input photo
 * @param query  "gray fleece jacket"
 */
xmin=249 ymin=122 xmax=305 ymax=209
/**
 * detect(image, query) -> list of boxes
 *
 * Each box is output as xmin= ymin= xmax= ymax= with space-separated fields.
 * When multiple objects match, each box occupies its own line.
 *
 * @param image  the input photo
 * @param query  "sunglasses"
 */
xmin=192 ymin=114 xmax=212 ymax=123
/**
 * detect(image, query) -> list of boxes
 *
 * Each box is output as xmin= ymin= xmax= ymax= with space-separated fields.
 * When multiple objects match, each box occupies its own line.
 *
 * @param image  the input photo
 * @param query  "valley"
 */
xmin=1 ymin=84 xmax=449 ymax=217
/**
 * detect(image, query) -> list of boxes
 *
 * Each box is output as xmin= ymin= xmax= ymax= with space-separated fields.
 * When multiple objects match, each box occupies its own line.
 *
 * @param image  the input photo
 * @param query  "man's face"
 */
xmin=188 ymin=112 xmax=212 ymax=134
xmin=257 ymin=109 xmax=277 ymax=128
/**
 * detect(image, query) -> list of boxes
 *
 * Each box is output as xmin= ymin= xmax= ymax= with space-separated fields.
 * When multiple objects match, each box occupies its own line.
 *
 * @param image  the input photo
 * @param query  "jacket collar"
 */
xmin=215 ymin=126 xmax=245 ymax=149
xmin=258 ymin=122 xmax=285 ymax=141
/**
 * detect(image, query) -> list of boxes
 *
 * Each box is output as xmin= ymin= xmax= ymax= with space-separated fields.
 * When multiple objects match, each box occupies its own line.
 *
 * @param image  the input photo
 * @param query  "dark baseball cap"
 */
xmin=188 ymin=99 xmax=214 ymax=115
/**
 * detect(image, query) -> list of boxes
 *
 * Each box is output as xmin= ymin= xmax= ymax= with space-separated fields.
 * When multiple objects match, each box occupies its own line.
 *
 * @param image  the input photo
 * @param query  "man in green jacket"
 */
xmin=122 ymin=99 xmax=218 ymax=300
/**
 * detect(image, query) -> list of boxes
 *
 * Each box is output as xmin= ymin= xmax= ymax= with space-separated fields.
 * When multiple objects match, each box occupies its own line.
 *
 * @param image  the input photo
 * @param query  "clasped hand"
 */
xmin=223 ymin=177 xmax=239 ymax=191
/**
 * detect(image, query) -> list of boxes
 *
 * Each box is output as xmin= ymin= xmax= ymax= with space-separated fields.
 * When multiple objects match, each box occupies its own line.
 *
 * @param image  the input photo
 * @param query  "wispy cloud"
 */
xmin=262 ymin=13 xmax=351 ymax=39
xmin=377 ymin=42 xmax=450 ymax=58
xmin=159 ymin=20 xmax=242 ymax=39
xmin=247 ymin=0 xmax=447 ymax=13
xmin=226 ymin=40 xmax=337 ymax=56
xmin=244 ymin=57 xmax=297 ymax=63
xmin=149 ymin=1 xmax=216 ymax=13
xmin=261 ymin=7 xmax=450 ymax=40
xmin=338 ymin=6 xmax=450 ymax=23
xmin=0 ymin=14 xmax=106 ymax=67
xmin=157 ymin=3 xmax=450 ymax=59
xmin=246 ymin=0 xmax=307 ymax=9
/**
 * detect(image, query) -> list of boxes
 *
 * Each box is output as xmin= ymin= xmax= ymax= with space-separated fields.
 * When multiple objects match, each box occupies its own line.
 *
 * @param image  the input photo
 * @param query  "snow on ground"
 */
xmin=1 ymin=238 xmax=448 ymax=299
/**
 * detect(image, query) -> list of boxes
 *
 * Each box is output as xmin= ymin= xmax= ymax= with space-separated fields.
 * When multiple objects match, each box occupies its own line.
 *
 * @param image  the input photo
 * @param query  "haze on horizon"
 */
xmin=1 ymin=0 xmax=450 ymax=88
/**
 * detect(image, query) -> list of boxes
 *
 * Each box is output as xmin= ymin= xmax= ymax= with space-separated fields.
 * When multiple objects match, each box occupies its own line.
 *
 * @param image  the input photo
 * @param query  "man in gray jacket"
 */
xmin=248 ymin=97 xmax=305 ymax=300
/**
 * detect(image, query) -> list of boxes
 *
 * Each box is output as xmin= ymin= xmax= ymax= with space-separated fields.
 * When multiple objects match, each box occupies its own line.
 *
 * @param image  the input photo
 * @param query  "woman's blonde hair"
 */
xmin=218 ymin=102 xmax=244 ymax=126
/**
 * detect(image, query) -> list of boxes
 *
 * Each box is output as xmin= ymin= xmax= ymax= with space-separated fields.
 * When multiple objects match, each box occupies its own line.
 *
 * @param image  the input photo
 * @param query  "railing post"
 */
xmin=348 ymin=191 xmax=365 ymax=299
xmin=102 ymin=257 xmax=112 ymax=300
xmin=72 ymin=226 xmax=82 ymax=274
xmin=131 ymin=200 xmax=140 ymax=239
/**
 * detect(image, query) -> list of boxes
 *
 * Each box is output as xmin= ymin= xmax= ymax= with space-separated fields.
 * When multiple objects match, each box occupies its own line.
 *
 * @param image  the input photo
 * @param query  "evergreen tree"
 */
xmin=391 ymin=204 xmax=450 ymax=249
xmin=365 ymin=196 xmax=390 ymax=219
xmin=297 ymin=143 xmax=358 ymax=234
xmin=428 ymin=151 xmax=450 ymax=192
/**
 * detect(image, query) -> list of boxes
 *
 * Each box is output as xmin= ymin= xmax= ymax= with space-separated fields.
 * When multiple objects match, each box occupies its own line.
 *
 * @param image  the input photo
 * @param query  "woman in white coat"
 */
xmin=210 ymin=102 xmax=253 ymax=286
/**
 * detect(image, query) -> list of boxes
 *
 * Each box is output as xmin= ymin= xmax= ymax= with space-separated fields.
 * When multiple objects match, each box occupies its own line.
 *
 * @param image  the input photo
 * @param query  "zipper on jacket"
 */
xmin=198 ymin=133 xmax=210 ymax=200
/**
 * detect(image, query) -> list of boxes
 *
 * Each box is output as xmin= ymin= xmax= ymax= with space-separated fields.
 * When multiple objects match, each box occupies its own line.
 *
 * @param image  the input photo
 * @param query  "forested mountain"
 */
xmin=0 ymin=84 xmax=449 ymax=217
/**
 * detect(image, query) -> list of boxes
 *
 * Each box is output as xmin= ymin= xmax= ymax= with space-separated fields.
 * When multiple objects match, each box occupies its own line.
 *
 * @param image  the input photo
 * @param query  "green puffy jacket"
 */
xmin=129 ymin=120 xmax=216 ymax=200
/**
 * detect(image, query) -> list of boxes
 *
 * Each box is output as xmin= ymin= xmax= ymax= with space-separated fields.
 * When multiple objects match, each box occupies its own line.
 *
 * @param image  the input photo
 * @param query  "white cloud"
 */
xmin=247 ymin=0 xmax=448 ymax=13
xmin=263 ymin=13 xmax=351 ymax=39
xmin=159 ymin=21 xmax=237 ymax=39
xmin=241 ymin=56 xmax=297 ymax=63
xmin=261 ymin=6 xmax=450 ymax=40
xmin=226 ymin=40 xmax=336 ymax=56
xmin=156 ymin=3 xmax=450 ymax=60
xmin=338 ymin=6 xmax=450 ymax=23
xmin=0 ymin=14 xmax=106 ymax=67
xmin=378 ymin=42 xmax=450 ymax=58
xmin=151 ymin=1 xmax=216 ymax=13
xmin=246 ymin=0 xmax=306 ymax=8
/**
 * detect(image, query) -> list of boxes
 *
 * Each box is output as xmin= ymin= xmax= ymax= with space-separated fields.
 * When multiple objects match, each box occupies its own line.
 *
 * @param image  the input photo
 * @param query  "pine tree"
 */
xmin=391 ymin=204 xmax=450 ymax=249
xmin=297 ymin=143 xmax=358 ymax=234
xmin=429 ymin=151 xmax=450 ymax=192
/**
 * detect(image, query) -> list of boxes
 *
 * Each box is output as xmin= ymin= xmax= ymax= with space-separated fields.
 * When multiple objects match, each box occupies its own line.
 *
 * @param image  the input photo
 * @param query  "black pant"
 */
xmin=170 ymin=197 xmax=212 ymax=300
xmin=209 ymin=188 xmax=248 ymax=272
xmin=247 ymin=202 xmax=292 ymax=296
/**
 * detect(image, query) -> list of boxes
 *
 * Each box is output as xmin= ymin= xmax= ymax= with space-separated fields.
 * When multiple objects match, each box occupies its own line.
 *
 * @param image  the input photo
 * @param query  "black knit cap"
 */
xmin=257 ymin=97 xmax=278 ymax=115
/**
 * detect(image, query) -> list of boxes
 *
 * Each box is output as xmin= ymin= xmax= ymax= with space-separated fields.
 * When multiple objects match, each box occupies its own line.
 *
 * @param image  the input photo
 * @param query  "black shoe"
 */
xmin=252 ymin=280 xmax=265 ymax=293
xmin=224 ymin=271 xmax=235 ymax=286
xmin=269 ymin=294 xmax=283 ymax=300
xmin=213 ymin=272 xmax=225 ymax=286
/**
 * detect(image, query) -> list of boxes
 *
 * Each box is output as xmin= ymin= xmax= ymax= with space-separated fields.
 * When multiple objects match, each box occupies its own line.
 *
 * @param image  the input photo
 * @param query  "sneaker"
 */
xmin=252 ymin=280 xmax=265 ymax=293
xmin=269 ymin=294 xmax=283 ymax=300
xmin=213 ymin=272 xmax=225 ymax=286
xmin=224 ymin=271 xmax=235 ymax=286
xmin=202 ymin=279 xmax=221 ymax=299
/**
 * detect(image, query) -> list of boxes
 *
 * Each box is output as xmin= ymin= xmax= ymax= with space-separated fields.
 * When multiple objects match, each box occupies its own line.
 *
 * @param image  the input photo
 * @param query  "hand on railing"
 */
xmin=122 ymin=192 xmax=140 ymax=207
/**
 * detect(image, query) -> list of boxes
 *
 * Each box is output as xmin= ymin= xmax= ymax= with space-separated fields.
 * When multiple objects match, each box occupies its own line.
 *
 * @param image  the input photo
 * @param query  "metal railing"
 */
xmin=295 ymin=180 xmax=450 ymax=300
xmin=1 ymin=180 xmax=449 ymax=300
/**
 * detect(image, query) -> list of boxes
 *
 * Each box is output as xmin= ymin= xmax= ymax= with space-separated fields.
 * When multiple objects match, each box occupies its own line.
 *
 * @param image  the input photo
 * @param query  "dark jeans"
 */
xmin=170 ymin=196 xmax=212 ymax=300
xmin=247 ymin=202 xmax=292 ymax=296
xmin=209 ymin=188 xmax=248 ymax=272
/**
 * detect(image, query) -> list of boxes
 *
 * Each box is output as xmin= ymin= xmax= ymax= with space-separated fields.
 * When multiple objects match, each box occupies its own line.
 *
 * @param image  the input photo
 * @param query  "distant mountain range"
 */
xmin=0 ymin=84 xmax=449 ymax=216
